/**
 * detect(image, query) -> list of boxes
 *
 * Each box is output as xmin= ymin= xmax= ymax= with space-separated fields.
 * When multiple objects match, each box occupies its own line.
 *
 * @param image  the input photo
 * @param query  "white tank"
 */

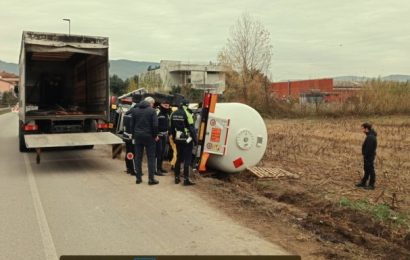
xmin=207 ymin=103 xmax=267 ymax=173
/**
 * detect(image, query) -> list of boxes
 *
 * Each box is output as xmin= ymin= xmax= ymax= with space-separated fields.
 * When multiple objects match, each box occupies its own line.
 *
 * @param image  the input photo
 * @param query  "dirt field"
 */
xmin=195 ymin=116 xmax=410 ymax=259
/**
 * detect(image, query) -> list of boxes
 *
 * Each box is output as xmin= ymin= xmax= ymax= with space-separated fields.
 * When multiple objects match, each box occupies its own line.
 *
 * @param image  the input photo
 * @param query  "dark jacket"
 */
xmin=170 ymin=105 xmax=197 ymax=144
xmin=362 ymin=129 xmax=377 ymax=159
xmin=122 ymin=104 xmax=136 ymax=140
xmin=130 ymin=101 xmax=158 ymax=139
xmin=157 ymin=106 xmax=170 ymax=133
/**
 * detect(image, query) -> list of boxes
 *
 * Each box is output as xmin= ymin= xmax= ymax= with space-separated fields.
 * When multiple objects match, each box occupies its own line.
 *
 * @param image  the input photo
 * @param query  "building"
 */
xmin=0 ymin=72 xmax=18 ymax=91
xmin=271 ymin=78 xmax=364 ymax=104
xmin=271 ymin=78 xmax=333 ymax=99
xmin=138 ymin=60 xmax=225 ymax=93
xmin=327 ymin=80 xmax=363 ymax=103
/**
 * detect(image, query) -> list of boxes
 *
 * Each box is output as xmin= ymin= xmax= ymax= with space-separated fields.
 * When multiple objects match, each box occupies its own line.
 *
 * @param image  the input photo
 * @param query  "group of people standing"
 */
xmin=123 ymin=96 xmax=197 ymax=186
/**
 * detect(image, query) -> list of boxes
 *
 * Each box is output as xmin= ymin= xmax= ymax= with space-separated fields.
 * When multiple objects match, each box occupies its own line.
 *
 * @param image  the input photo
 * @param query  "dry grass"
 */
xmin=262 ymin=116 xmax=410 ymax=213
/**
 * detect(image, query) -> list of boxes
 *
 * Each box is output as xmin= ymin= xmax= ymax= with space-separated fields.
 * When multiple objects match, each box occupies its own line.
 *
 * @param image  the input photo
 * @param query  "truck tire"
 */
xmin=19 ymin=122 xmax=28 ymax=152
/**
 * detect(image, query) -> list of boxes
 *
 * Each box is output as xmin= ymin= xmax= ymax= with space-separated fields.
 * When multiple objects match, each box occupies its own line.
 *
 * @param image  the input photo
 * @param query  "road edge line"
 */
xmin=24 ymin=154 xmax=59 ymax=260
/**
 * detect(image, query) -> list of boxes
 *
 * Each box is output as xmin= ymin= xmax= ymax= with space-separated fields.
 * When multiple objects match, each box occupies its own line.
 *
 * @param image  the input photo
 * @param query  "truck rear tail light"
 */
xmin=24 ymin=124 xmax=38 ymax=131
xmin=97 ymin=123 xmax=109 ymax=129
xmin=97 ymin=119 xmax=112 ymax=129
xmin=111 ymin=96 xmax=117 ymax=105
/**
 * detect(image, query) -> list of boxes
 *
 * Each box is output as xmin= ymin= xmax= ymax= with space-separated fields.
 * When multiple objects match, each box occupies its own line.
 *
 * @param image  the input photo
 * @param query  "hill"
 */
xmin=109 ymin=59 xmax=158 ymax=79
xmin=0 ymin=60 xmax=18 ymax=75
xmin=0 ymin=59 xmax=158 ymax=79
xmin=334 ymin=75 xmax=410 ymax=82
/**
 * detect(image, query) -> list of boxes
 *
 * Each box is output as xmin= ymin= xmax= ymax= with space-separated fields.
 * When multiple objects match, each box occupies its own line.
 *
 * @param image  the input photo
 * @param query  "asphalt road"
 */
xmin=0 ymin=112 xmax=287 ymax=259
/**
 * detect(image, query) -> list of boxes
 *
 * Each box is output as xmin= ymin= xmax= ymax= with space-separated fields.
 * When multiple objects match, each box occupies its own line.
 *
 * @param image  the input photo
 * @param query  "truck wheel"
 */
xmin=19 ymin=122 xmax=28 ymax=152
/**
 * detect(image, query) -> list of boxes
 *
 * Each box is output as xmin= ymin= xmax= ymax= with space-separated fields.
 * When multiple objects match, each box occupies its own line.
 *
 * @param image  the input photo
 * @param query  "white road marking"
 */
xmin=24 ymin=154 xmax=59 ymax=260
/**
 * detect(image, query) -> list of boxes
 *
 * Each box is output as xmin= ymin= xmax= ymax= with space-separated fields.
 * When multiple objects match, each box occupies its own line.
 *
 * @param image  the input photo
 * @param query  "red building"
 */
xmin=271 ymin=78 xmax=333 ymax=99
xmin=326 ymin=87 xmax=361 ymax=103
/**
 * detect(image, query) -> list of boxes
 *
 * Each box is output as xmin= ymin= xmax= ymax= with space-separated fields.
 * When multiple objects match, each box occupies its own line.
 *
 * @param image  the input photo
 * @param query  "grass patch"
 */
xmin=339 ymin=197 xmax=410 ymax=227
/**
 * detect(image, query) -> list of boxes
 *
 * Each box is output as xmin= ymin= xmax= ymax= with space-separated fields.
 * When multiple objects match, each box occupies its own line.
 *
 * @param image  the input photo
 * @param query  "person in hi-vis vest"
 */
xmin=170 ymin=99 xmax=197 ymax=186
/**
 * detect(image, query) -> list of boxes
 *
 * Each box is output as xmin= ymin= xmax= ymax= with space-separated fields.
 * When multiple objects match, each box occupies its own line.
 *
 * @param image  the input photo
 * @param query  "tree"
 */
xmin=139 ymin=72 xmax=163 ymax=93
xmin=125 ymin=77 xmax=138 ymax=93
xmin=219 ymin=13 xmax=273 ymax=105
xmin=0 ymin=91 xmax=18 ymax=107
xmin=110 ymin=74 xmax=126 ymax=96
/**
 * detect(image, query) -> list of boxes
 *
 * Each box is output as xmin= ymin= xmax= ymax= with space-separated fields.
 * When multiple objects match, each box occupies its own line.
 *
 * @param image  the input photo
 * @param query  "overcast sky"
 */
xmin=1 ymin=0 xmax=409 ymax=80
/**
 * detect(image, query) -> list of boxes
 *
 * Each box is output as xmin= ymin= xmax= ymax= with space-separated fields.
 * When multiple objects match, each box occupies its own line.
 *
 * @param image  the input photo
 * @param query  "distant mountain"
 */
xmin=0 ymin=60 xmax=18 ymax=75
xmin=382 ymin=74 xmax=410 ymax=82
xmin=0 ymin=59 xmax=158 ymax=79
xmin=109 ymin=59 xmax=159 ymax=79
xmin=334 ymin=75 xmax=410 ymax=83
xmin=334 ymin=76 xmax=369 ymax=82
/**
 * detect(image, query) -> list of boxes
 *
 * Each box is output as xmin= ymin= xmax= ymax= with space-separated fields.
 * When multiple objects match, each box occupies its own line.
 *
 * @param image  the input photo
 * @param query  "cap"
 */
xmin=180 ymin=99 xmax=189 ymax=106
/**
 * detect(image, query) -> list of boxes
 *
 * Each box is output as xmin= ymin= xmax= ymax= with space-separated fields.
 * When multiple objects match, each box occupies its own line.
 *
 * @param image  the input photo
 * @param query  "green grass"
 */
xmin=339 ymin=197 xmax=410 ymax=227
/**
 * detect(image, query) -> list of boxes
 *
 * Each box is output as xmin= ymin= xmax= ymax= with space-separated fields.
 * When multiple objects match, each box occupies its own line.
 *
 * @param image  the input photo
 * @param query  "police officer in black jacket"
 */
xmin=170 ymin=99 xmax=197 ymax=186
xmin=130 ymin=96 xmax=160 ymax=185
xmin=155 ymin=100 xmax=171 ymax=176
xmin=123 ymin=103 xmax=136 ymax=175
xmin=356 ymin=122 xmax=378 ymax=190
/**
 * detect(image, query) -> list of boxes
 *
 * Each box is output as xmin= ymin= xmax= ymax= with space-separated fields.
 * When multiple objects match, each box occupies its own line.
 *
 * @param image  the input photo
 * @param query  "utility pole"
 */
xmin=62 ymin=18 xmax=71 ymax=35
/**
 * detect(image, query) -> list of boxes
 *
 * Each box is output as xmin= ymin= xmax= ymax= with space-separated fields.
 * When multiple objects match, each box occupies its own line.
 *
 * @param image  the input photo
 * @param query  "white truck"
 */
xmin=17 ymin=31 xmax=123 ymax=162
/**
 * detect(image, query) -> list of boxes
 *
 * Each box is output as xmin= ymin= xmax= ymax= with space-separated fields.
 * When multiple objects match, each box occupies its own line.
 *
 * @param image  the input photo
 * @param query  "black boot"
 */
xmin=183 ymin=179 xmax=195 ymax=186
xmin=136 ymin=178 xmax=142 ymax=184
xmin=160 ymin=168 xmax=168 ymax=174
xmin=155 ymin=171 xmax=165 ymax=176
xmin=148 ymin=179 xmax=159 ymax=185
xmin=355 ymin=182 xmax=366 ymax=188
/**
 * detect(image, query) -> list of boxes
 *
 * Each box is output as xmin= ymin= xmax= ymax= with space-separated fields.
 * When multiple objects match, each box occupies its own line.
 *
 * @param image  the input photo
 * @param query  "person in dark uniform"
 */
xmin=170 ymin=99 xmax=197 ymax=186
xmin=123 ymin=103 xmax=136 ymax=175
xmin=155 ymin=100 xmax=171 ymax=176
xmin=130 ymin=96 xmax=159 ymax=185
xmin=356 ymin=122 xmax=378 ymax=190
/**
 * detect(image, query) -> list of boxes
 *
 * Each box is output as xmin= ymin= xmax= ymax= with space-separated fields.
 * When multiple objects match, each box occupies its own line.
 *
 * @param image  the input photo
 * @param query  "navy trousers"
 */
xmin=134 ymin=136 xmax=156 ymax=180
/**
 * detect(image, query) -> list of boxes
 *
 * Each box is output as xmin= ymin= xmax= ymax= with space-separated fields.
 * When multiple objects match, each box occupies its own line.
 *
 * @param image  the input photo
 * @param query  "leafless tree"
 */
xmin=219 ymin=13 xmax=273 ymax=103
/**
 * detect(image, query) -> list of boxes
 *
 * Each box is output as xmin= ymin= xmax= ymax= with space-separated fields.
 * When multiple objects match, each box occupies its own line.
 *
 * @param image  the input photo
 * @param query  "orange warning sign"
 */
xmin=211 ymin=128 xmax=221 ymax=142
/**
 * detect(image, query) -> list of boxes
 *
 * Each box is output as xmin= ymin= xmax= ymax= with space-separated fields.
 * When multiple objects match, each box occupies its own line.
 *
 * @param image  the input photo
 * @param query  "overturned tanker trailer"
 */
xmin=195 ymin=93 xmax=268 ymax=173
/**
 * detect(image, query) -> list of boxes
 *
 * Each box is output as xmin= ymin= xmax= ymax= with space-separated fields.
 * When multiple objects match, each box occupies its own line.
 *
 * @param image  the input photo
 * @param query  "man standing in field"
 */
xmin=356 ymin=123 xmax=377 ymax=190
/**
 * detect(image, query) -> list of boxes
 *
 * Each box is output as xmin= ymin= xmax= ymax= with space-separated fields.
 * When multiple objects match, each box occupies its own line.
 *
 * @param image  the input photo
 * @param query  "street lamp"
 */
xmin=62 ymin=18 xmax=71 ymax=35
